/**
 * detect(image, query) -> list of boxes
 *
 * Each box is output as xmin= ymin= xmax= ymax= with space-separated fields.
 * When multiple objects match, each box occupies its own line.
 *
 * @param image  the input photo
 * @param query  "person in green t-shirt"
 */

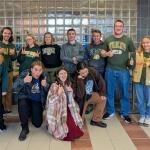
xmin=101 ymin=20 xmax=135 ymax=123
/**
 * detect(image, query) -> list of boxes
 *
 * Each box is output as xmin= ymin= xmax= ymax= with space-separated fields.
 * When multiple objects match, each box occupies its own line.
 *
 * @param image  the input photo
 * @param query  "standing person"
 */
xmin=60 ymin=28 xmax=85 ymax=76
xmin=130 ymin=36 xmax=150 ymax=126
xmin=101 ymin=20 xmax=135 ymax=123
xmin=13 ymin=60 xmax=49 ymax=141
xmin=40 ymin=32 xmax=62 ymax=83
xmin=17 ymin=34 xmax=41 ymax=74
xmin=74 ymin=62 xmax=107 ymax=128
xmin=0 ymin=54 xmax=8 ymax=131
xmin=85 ymin=29 xmax=106 ymax=77
xmin=0 ymin=27 xmax=16 ymax=113
xmin=46 ymin=67 xmax=83 ymax=141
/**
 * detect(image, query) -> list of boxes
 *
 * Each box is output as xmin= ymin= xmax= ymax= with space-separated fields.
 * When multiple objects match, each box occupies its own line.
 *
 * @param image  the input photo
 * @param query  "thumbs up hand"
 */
xmin=9 ymin=48 xmax=15 ymax=55
xmin=24 ymin=72 xmax=32 ymax=83
xmin=41 ymin=76 xmax=47 ymax=87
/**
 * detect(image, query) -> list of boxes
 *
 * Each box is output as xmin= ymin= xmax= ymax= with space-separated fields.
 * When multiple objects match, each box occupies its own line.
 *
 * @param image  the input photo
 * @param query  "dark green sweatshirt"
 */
xmin=0 ymin=41 xmax=17 ymax=72
xmin=17 ymin=45 xmax=41 ymax=73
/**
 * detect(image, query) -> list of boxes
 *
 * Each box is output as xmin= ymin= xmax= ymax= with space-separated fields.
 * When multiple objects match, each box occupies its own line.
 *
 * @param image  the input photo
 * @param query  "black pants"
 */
xmin=18 ymin=98 xmax=43 ymax=129
xmin=0 ymin=83 xmax=4 ymax=125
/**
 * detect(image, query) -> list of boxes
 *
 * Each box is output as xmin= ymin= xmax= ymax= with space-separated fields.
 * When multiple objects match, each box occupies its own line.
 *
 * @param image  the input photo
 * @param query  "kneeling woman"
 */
xmin=46 ymin=67 xmax=84 ymax=141
xmin=13 ymin=60 xmax=49 ymax=141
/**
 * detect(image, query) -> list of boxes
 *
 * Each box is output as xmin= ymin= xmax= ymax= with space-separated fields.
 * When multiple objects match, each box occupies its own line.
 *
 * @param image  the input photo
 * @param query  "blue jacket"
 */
xmin=13 ymin=69 xmax=49 ymax=106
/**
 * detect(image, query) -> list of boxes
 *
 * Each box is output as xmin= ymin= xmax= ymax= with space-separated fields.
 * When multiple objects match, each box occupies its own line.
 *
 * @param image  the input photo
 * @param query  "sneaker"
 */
xmin=138 ymin=117 xmax=145 ymax=125
xmin=0 ymin=124 xmax=7 ymax=132
xmin=90 ymin=120 xmax=107 ymax=128
xmin=143 ymin=118 xmax=150 ymax=127
xmin=121 ymin=115 xmax=132 ymax=124
xmin=103 ymin=112 xmax=115 ymax=120
xmin=18 ymin=128 xmax=29 ymax=141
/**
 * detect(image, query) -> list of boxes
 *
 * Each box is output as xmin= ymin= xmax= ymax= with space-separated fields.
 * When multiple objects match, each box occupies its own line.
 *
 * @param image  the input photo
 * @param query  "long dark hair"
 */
xmin=55 ymin=67 xmax=71 ymax=86
xmin=0 ymin=27 xmax=14 ymax=43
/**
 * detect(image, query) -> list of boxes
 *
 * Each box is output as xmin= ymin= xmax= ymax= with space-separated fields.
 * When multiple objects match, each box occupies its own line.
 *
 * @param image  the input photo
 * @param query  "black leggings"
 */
xmin=18 ymin=98 xmax=43 ymax=129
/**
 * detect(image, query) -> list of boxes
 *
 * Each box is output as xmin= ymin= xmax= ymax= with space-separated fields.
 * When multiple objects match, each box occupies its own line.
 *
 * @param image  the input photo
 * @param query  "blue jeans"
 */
xmin=135 ymin=83 xmax=150 ymax=118
xmin=105 ymin=67 xmax=130 ymax=116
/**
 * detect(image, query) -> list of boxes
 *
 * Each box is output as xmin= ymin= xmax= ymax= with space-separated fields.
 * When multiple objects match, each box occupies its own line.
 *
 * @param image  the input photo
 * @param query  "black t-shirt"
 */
xmin=40 ymin=44 xmax=62 ymax=68
xmin=84 ymin=74 xmax=94 ymax=100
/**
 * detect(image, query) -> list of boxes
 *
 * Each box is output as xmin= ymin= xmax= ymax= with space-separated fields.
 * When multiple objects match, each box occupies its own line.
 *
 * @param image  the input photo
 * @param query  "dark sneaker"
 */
xmin=90 ymin=120 xmax=107 ymax=128
xmin=103 ymin=112 xmax=115 ymax=120
xmin=121 ymin=115 xmax=132 ymax=124
xmin=19 ymin=128 xmax=29 ymax=141
xmin=0 ymin=124 xmax=7 ymax=132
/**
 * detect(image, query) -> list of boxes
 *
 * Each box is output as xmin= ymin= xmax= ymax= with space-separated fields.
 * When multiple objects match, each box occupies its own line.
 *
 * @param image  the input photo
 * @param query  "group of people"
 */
xmin=0 ymin=19 xmax=150 ymax=142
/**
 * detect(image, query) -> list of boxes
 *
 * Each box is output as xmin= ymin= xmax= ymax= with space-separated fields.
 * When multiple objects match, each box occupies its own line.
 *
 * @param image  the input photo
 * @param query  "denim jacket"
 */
xmin=13 ymin=69 xmax=49 ymax=107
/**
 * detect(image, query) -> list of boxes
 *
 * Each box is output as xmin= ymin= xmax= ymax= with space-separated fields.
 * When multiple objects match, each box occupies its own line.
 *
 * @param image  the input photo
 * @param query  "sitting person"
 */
xmin=0 ymin=53 xmax=8 ymax=131
xmin=46 ymin=67 xmax=83 ymax=141
xmin=74 ymin=61 xmax=107 ymax=128
xmin=13 ymin=60 xmax=49 ymax=141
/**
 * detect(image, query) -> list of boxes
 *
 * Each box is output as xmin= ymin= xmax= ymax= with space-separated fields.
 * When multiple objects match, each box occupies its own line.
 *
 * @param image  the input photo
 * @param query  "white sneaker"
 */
xmin=138 ymin=117 xmax=145 ymax=125
xmin=103 ymin=112 xmax=115 ymax=120
xmin=144 ymin=118 xmax=150 ymax=127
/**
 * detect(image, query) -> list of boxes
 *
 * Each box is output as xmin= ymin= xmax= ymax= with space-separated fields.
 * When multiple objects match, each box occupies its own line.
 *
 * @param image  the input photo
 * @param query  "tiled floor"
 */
xmin=1 ymin=106 xmax=150 ymax=150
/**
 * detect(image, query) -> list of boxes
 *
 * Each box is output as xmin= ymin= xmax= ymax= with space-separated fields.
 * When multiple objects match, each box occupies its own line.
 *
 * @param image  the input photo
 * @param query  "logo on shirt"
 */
xmin=42 ymin=47 xmax=55 ymax=55
xmin=31 ymin=83 xmax=40 ymax=94
xmin=85 ymin=80 xmax=94 ymax=95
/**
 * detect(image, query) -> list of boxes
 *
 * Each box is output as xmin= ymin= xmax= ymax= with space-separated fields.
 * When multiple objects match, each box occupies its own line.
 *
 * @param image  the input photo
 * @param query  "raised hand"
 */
xmin=129 ymin=57 xmax=134 ymax=66
xmin=24 ymin=72 xmax=32 ymax=83
xmin=21 ymin=47 xmax=26 ymax=54
xmin=9 ymin=48 xmax=15 ymax=55
xmin=41 ymin=76 xmax=47 ymax=87
xmin=72 ymin=56 xmax=78 ymax=64
xmin=36 ymin=51 xmax=40 ymax=57
xmin=107 ymin=50 xmax=113 ymax=57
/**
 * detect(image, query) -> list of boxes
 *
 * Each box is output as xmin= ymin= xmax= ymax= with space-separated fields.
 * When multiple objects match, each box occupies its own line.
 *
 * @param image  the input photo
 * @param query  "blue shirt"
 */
xmin=31 ymin=78 xmax=41 ymax=101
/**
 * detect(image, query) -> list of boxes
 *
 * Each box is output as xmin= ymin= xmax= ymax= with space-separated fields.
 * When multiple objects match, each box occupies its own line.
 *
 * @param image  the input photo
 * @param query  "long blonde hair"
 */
xmin=25 ymin=34 xmax=38 ymax=48
xmin=137 ymin=36 xmax=150 ymax=53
